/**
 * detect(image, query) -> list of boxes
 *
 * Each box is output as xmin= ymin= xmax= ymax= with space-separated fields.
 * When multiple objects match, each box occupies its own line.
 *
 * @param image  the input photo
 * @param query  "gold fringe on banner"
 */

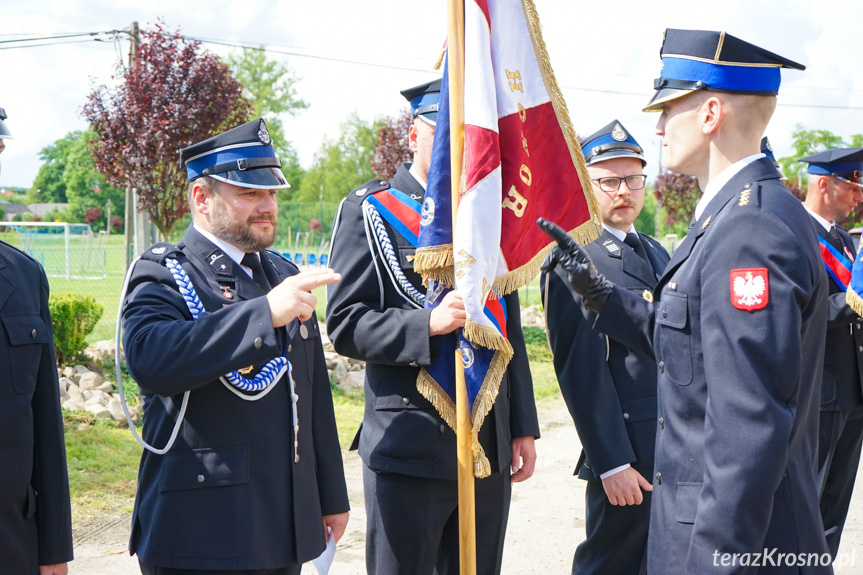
xmin=469 ymin=349 xmax=511 ymax=478
xmin=848 ymin=287 xmax=863 ymax=318
xmin=472 ymin=430 xmax=492 ymax=478
xmin=433 ymin=48 xmax=446 ymax=71
xmin=414 ymin=244 xmax=456 ymax=287
xmin=493 ymin=216 xmax=601 ymax=296
xmin=463 ymin=320 xmax=515 ymax=355
xmin=416 ymin=368 xmax=457 ymax=430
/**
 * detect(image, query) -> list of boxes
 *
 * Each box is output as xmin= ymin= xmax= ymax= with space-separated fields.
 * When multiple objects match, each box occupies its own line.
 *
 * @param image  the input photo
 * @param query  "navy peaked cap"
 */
xmin=799 ymin=148 xmax=863 ymax=176
xmin=644 ymin=29 xmax=805 ymax=112
xmin=400 ymin=78 xmax=442 ymax=125
xmin=580 ymin=120 xmax=645 ymax=167
xmin=180 ymin=118 xmax=289 ymax=189
xmin=0 ymin=107 xmax=12 ymax=139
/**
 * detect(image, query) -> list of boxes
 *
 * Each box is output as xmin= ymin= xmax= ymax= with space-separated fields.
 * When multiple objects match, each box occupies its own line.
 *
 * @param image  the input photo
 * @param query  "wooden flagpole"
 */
xmin=446 ymin=1 xmax=476 ymax=574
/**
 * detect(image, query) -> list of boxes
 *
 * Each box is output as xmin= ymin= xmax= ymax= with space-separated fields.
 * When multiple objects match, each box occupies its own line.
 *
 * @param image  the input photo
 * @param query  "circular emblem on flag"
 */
xmin=611 ymin=123 xmax=627 ymax=142
xmin=421 ymin=197 xmax=436 ymax=226
xmin=460 ymin=344 xmax=475 ymax=368
xmin=257 ymin=119 xmax=271 ymax=145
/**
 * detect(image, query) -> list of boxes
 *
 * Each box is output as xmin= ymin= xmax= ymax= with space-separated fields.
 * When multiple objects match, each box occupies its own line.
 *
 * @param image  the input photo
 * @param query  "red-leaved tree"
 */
xmin=653 ymin=169 xmax=701 ymax=227
xmin=85 ymin=207 xmax=103 ymax=225
xmin=371 ymin=109 xmax=413 ymax=180
xmin=83 ymin=21 xmax=251 ymax=240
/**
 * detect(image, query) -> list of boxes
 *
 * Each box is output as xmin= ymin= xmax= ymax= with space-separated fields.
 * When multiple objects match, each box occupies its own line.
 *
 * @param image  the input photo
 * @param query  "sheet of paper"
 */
xmin=312 ymin=527 xmax=336 ymax=575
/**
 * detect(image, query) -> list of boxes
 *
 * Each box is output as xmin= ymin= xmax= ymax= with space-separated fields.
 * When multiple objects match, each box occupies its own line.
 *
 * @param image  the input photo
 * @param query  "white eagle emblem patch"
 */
xmin=731 ymin=268 xmax=769 ymax=311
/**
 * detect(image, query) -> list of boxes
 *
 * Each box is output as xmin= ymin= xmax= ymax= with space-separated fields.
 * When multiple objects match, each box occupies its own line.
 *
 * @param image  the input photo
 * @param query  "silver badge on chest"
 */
xmin=299 ymin=324 xmax=309 ymax=340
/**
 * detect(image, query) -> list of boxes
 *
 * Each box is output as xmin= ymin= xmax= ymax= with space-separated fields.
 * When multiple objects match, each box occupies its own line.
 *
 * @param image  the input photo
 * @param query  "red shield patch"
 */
xmin=730 ymin=268 xmax=769 ymax=311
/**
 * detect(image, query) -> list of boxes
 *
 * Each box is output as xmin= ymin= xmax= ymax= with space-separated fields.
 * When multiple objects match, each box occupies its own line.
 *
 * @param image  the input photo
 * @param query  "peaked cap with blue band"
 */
xmin=180 ymin=118 xmax=290 ymax=189
xmin=644 ymin=29 xmax=805 ymax=112
xmin=580 ymin=120 xmax=646 ymax=167
xmin=0 ymin=107 xmax=13 ymax=139
xmin=799 ymin=148 xmax=863 ymax=176
xmin=400 ymin=78 xmax=441 ymax=125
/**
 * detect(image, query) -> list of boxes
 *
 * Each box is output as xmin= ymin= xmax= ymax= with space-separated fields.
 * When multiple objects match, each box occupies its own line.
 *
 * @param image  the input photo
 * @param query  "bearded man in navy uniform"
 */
xmin=0 ymin=108 xmax=73 ymax=575
xmin=800 ymin=148 xmax=863 ymax=558
xmin=122 ymin=119 xmax=349 ymax=575
xmin=326 ymin=79 xmax=540 ymax=575
xmin=542 ymin=120 xmax=668 ymax=574
xmin=540 ymin=29 xmax=831 ymax=573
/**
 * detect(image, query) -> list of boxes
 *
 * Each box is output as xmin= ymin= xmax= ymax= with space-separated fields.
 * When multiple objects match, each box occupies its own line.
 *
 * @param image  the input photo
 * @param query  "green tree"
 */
xmin=226 ymin=48 xmax=308 ymax=197
xmin=28 ymin=132 xmax=79 ymax=203
xmin=299 ymin=113 xmax=381 ymax=204
xmin=64 ymin=131 xmax=125 ymax=232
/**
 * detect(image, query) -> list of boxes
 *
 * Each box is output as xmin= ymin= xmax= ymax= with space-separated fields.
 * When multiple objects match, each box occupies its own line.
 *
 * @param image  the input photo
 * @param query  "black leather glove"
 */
xmin=538 ymin=217 xmax=613 ymax=314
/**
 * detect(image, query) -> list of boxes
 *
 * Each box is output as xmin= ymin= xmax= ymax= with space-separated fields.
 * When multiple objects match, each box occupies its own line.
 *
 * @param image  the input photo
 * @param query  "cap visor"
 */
xmin=587 ymin=149 xmax=647 ymax=167
xmin=0 ymin=121 xmax=14 ymax=139
xmin=642 ymin=87 xmax=695 ymax=112
xmin=211 ymin=167 xmax=290 ymax=189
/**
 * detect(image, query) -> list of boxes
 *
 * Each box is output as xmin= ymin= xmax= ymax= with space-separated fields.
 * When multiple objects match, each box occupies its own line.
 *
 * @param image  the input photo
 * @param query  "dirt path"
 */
xmin=68 ymin=397 xmax=863 ymax=574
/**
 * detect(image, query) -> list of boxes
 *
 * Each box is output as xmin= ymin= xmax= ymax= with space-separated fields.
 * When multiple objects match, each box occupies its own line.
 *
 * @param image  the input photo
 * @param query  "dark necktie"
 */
xmin=829 ymin=225 xmax=843 ymax=250
xmin=623 ymin=232 xmax=650 ymax=265
xmin=241 ymin=253 xmax=270 ymax=292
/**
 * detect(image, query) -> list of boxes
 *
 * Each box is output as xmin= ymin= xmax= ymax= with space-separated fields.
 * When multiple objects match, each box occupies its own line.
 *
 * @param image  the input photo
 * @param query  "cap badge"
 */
xmin=257 ymin=120 xmax=271 ymax=145
xmin=611 ymin=123 xmax=627 ymax=142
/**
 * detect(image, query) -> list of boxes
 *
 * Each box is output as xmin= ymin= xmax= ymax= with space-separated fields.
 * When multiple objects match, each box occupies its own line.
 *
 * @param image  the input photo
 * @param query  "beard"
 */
xmin=208 ymin=195 xmax=277 ymax=252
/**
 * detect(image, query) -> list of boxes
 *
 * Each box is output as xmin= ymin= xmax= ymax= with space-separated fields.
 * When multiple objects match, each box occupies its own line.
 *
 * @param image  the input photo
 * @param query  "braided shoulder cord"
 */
xmin=363 ymin=202 xmax=426 ymax=307
xmin=165 ymin=258 xmax=288 ymax=392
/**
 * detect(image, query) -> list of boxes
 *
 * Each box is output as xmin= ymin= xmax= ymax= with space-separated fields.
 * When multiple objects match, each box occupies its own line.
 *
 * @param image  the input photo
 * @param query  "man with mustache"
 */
xmin=541 ymin=120 xmax=668 ymax=574
xmin=122 ymin=119 xmax=349 ymax=575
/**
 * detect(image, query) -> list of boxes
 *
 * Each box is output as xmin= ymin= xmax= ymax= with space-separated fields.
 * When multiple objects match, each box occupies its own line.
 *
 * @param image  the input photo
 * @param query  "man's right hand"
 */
xmin=601 ymin=466 xmax=653 ymax=506
xmin=267 ymin=269 xmax=341 ymax=327
xmin=538 ymin=217 xmax=613 ymax=314
xmin=429 ymin=290 xmax=466 ymax=336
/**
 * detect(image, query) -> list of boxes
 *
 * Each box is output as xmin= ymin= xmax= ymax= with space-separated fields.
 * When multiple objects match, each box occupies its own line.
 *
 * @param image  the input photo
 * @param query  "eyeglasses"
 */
xmin=590 ymin=174 xmax=647 ymax=193
xmin=832 ymin=171 xmax=863 ymax=188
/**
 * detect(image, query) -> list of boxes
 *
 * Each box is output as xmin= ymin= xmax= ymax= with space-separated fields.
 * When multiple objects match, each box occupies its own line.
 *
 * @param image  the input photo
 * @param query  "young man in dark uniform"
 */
xmin=327 ymin=80 xmax=539 ymax=575
xmin=540 ymin=30 xmax=831 ymax=573
xmin=122 ymin=119 xmax=349 ymax=575
xmin=0 ymin=107 xmax=73 ymax=575
xmin=542 ymin=120 xmax=668 ymax=574
xmin=801 ymin=148 xmax=863 ymax=558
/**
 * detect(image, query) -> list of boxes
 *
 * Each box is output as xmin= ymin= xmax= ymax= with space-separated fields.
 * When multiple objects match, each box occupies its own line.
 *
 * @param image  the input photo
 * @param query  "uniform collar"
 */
xmin=695 ymin=153 xmax=765 ymax=221
xmin=803 ymin=205 xmax=833 ymax=233
xmin=408 ymin=162 xmax=428 ymax=191
xmin=193 ymin=223 xmax=254 ymax=279
xmin=602 ymin=223 xmax=636 ymax=242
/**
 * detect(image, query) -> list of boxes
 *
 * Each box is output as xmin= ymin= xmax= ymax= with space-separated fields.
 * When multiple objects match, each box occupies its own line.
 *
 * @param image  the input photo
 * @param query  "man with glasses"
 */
xmin=539 ymin=30 xmax=831 ymax=573
xmin=542 ymin=120 xmax=668 ymax=574
xmin=800 ymin=148 xmax=863 ymax=559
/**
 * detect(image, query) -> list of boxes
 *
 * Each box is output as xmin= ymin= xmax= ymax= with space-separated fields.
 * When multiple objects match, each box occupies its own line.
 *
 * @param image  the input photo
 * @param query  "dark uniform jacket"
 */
xmin=326 ymin=163 xmax=540 ymax=480
xmin=122 ymin=225 xmax=349 ymax=571
xmin=594 ymin=158 xmax=830 ymax=573
xmin=0 ymin=241 xmax=73 ymax=574
xmin=542 ymin=229 xmax=668 ymax=480
xmin=812 ymin=219 xmax=863 ymax=411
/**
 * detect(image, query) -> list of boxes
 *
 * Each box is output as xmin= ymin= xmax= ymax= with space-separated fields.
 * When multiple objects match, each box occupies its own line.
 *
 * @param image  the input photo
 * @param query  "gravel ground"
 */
xmin=68 ymin=397 xmax=863 ymax=574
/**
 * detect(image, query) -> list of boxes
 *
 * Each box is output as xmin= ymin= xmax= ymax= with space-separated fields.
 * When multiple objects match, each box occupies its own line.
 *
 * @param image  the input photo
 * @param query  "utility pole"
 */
xmin=124 ymin=20 xmax=139 ymax=269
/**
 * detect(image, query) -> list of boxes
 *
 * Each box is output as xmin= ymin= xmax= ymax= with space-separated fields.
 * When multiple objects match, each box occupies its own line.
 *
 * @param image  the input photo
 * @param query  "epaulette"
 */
xmin=0 ymin=238 xmax=41 ymax=266
xmin=265 ymin=248 xmax=300 ymax=273
xmin=737 ymin=182 xmax=762 ymax=208
xmin=345 ymin=178 xmax=390 ymax=204
xmin=139 ymin=242 xmax=184 ymax=264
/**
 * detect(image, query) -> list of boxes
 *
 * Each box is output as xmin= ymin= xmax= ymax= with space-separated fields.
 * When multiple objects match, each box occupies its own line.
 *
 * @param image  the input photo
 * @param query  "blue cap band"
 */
xmin=410 ymin=92 xmax=440 ymax=116
xmin=584 ymin=132 xmax=641 ymax=152
xmin=661 ymin=57 xmax=782 ymax=93
xmin=186 ymin=144 xmax=277 ymax=181
xmin=807 ymin=162 xmax=863 ymax=175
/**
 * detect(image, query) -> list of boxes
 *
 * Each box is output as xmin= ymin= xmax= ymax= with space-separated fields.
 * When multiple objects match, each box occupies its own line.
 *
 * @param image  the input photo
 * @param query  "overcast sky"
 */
xmin=1 ymin=0 xmax=861 ymax=189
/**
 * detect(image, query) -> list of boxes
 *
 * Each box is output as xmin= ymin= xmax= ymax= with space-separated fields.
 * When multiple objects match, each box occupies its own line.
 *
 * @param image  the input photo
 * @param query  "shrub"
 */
xmin=49 ymin=293 xmax=104 ymax=365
